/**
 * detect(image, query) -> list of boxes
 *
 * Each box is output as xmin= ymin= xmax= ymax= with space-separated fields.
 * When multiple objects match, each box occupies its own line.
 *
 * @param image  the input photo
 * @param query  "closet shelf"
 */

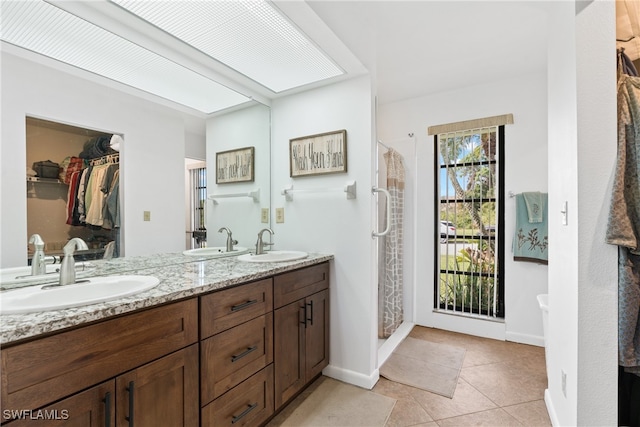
xmin=27 ymin=176 xmax=65 ymax=185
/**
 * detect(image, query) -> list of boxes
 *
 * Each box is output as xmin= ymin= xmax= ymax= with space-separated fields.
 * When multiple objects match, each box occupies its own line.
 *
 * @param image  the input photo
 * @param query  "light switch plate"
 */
xmin=143 ymin=211 xmax=151 ymax=221
xmin=276 ymin=207 xmax=284 ymax=223
xmin=261 ymin=208 xmax=269 ymax=223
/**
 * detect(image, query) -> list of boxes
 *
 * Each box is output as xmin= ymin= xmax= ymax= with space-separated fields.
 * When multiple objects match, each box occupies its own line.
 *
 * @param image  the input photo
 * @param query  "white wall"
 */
xmin=205 ymin=103 xmax=271 ymax=250
xmin=378 ymin=71 xmax=549 ymax=345
xmin=1 ymin=50 xmax=202 ymax=266
xmin=271 ymin=76 xmax=378 ymax=388
xmin=545 ymin=2 xmax=618 ymax=426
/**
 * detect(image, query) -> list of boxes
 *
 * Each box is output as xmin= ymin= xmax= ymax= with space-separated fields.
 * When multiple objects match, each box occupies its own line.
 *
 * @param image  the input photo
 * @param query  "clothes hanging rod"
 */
xmin=281 ymin=181 xmax=356 ymax=201
xmin=208 ymin=188 xmax=260 ymax=204
xmin=377 ymin=133 xmax=415 ymax=150
xmin=90 ymin=153 xmax=119 ymax=165
xmin=377 ymin=140 xmax=391 ymax=150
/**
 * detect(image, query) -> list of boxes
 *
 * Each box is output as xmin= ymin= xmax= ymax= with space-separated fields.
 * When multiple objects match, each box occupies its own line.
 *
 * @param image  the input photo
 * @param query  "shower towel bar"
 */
xmin=281 ymin=181 xmax=356 ymax=201
xmin=208 ymin=188 xmax=260 ymax=204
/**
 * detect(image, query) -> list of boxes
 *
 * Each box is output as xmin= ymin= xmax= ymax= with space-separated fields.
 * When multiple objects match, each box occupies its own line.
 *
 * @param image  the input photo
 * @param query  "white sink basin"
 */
xmin=0 ymin=263 xmax=94 ymax=286
xmin=182 ymin=246 xmax=249 ymax=257
xmin=0 ymin=275 xmax=159 ymax=314
xmin=237 ymin=251 xmax=308 ymax=263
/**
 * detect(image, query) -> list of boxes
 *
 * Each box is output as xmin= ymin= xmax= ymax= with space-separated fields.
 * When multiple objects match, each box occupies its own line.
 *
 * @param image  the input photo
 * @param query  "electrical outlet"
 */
xmin=276 ymin=207 xmax=284 ymax=223
xmin=143 ymin=211 xmax=151 ymax=221
xmin=261 ymin=208 xmax=269 ymax=223
xmin=561 ymin=370 xmax=567 ymax=397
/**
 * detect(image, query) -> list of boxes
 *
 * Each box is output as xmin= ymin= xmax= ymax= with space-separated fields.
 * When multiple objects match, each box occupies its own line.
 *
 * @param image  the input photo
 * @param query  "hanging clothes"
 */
xmin=378 ymin=148 xmax=405 ymax=339
xmin=606 ymin=72 xmax=640 ymax=378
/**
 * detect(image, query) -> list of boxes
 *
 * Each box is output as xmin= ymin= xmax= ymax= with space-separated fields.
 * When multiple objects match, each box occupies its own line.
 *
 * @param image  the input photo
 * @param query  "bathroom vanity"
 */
xmin=0 ymin=253 xmax=331 ymax=426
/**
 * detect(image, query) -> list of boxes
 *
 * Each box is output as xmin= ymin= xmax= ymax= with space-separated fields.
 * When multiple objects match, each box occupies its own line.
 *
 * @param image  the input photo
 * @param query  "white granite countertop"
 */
xmin=0 ymin=252 xmax=333 ymax=345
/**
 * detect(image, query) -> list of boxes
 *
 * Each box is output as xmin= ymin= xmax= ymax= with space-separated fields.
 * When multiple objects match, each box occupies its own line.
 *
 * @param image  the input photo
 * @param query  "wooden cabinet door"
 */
xmin=305 ymin=289 xmax=330 ymax=380
xmin=274 ymin=301 xmax=305 ymax=409
xmin=5 ymin=381 xmax=115 ymax=427
xmin=116 ymin=344 xmax=198 ymax=427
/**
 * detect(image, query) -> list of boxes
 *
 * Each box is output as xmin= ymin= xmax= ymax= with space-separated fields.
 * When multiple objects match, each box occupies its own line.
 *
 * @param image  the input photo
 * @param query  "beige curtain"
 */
xmin=378 ymin=148 xmax=405 ymax=338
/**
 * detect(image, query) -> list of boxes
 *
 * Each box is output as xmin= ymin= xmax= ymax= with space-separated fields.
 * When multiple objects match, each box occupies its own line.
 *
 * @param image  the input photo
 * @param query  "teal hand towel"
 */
xmin=513 ymin=193 xmax=548 ymax=264
xmin=523 ymin=191 xmax=543 ymax=223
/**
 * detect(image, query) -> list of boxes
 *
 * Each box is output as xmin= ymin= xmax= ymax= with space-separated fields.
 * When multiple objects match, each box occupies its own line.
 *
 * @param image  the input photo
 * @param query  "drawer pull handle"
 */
xmin=231 ymin=299 xmax=258 ymax=312
xmin=307 ymin=300 xmax=314 ymax=326
xmin=125 ymin=381 xmax=134 ymax=427
xmin=300 ymin=304 xmax=307 ymax=327
xmin=231 ymin=345 xmax=258 ymax=362
xmin=103 ymin=391 xmax=112 ymax=427
xmin=231 ymin=403 xmax=258 ymax=424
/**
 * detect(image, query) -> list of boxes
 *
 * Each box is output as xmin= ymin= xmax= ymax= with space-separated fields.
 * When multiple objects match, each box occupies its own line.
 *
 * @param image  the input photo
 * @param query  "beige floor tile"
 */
xmin=373 ymin=377 xmax=421 ymax=401
xmin=272 ymin=327 xmax=551 ymax=427
xmin=502 ymin=400 xmax=552 ymax=426
xmin=503 ymin=350 xmax=547 ymax=380
xmin=462 ymin=340 xmax=544 ymax=368
xmin=267 ymin=377 xmax=328 ymax=426
xmin=460 ymin=362 xmax=546 ymax=407
xmin=385 ymin=397 xmax=434 ymax=427
xmin=435 ymin=408 xmax=524 ymax=427
xmin=410 ymin=378 xmax=497 ymax=421
xmin=269 ymin=377 xmax=396 ymax=427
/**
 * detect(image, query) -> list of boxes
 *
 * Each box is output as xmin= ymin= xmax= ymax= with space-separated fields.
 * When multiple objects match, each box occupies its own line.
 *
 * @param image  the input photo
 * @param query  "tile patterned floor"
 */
xmin=272 ymin=326 xmax=551 ymax=427
xmin=375 ymin=326 xmax=551 ymax=426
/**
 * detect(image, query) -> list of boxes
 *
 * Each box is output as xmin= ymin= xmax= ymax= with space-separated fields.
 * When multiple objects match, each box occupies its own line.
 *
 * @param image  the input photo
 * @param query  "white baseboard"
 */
xmin=505 ymin=331 xmax=544 ymax=347
xmin=544 ymin=388 xmax=560 ymax=427
xmin=322 ymin=364 xmax=380 ymax=390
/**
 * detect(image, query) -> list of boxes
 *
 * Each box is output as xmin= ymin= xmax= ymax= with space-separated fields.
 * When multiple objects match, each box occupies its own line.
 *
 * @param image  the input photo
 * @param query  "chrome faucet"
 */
xmin=59 ymin=238 xmax=88 ymax=286
xmin=218 ymin=227 xmax=238 ymax=252
xmin=29 ymin=234 xmax=46 ymax=276
xmin=255 ymin=228 xmax=274 ymax=255
xmin=103 ymin=241 xmax=115 ymax=260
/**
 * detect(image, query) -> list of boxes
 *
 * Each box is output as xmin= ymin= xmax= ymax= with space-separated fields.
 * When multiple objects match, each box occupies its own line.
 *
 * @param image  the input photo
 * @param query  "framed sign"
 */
xmin=289 ymin=130 xmax=347 ymax=177
xmin=216 ymin=146 xmax=254 ymax=184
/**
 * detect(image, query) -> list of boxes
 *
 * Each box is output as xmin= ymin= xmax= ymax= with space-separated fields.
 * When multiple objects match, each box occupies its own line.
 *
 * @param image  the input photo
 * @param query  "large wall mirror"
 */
xmin=26 ymin=117 xmax=121 ymax=262
xmin=205 ymin=102 xmax=271 ymax=252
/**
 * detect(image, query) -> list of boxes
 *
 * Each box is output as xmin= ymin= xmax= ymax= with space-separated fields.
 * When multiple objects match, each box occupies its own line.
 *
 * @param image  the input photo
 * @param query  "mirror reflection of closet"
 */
xmin=26 ymin=117 xmax=121 ymax=262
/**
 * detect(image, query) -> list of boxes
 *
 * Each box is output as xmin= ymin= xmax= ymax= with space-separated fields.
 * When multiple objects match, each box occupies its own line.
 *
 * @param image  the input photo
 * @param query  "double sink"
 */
xmin=1 ymin=249 xmax=308 ymax=315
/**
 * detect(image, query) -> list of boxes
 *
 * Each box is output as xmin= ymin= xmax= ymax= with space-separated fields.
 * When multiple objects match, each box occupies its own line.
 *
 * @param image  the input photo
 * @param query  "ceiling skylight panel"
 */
xmin=110 ymin=0 xmax=344 ymax=92
xmin=0 ymin=0 xmax=250 ymax=113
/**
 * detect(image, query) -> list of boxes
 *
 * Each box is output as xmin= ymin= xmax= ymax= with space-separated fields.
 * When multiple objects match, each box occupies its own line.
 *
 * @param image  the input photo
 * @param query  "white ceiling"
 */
xmin=303 ymin=1 xmax=639 ymax=105
xmin=304 ymin=1 xmax=551 ymax=105
xmin=3 ymin=1 xmax=635 ymax=115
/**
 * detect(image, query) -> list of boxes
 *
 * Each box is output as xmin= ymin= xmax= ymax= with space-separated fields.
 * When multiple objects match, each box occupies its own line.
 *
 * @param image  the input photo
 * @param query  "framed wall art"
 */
xmin=289 ymin=129 xmax=347 ymax=177
xmin=216 ymin=146 xmax=254 ymax=184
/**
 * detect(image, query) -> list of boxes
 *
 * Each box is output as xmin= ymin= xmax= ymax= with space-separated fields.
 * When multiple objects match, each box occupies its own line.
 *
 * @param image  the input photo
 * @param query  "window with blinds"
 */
xmin=434 ymin=125 xmax=505 ymax=318
xmin=188 ymin=166 xmax=207 ymax=249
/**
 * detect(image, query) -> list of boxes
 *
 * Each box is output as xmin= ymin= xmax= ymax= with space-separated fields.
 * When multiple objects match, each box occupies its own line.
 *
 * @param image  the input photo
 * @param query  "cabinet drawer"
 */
xmin=201 ymin=364 xmax=274 ymax=427
xmin=274 ymin=263 xmax=329 ymax=309
xmin=201 ymin=313 xmax=273 ymax=405
xmin=200 ymin=278 xmax=273 ymax=338
xmin=1 ymin=299 xmax=197 ymax=412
